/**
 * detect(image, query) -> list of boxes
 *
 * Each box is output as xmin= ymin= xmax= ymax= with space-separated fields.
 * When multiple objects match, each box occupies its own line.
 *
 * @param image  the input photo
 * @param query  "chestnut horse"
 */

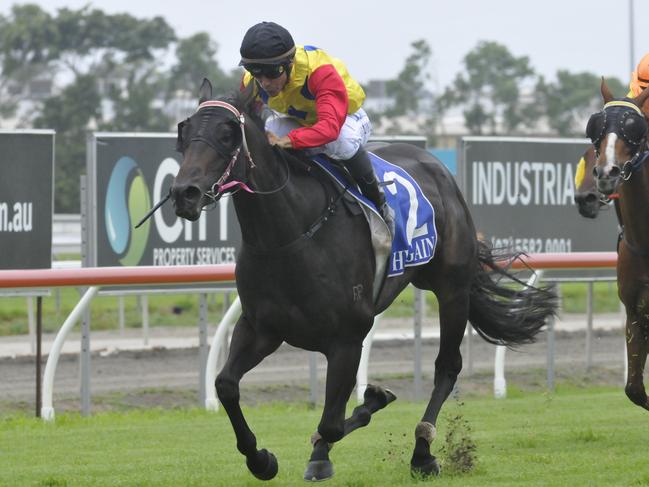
xmin=589 ymin=80 xmax=649 ymax=409
xmin=170 ymin=79 xmax=557 ymax=481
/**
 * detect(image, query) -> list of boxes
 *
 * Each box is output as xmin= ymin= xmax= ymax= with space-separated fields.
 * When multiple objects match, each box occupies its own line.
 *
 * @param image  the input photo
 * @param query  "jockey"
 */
xmin=239 ymin=21 xmax=394 ymax=230
xmin=628 ymin=51 xmax=649 ymax=109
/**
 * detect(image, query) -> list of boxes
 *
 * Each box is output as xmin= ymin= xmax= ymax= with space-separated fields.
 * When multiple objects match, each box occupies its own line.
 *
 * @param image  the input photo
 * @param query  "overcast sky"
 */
xmin=3 ymin=0 xmax=648 ymax=92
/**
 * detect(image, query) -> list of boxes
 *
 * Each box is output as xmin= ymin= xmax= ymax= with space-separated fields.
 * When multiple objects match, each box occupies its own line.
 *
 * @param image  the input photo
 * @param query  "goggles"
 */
xmin=244 ymin=63 xmax=287 ymax=80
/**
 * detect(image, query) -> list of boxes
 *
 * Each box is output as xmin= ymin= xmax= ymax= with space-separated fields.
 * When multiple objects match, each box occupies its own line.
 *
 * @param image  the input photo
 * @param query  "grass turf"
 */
xmin=1 ymin=386 xmax=647 ymax=486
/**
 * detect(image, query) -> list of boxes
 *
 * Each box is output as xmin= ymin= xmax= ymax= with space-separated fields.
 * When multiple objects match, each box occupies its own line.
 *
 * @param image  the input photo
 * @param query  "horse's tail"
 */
xmin=468 ymin=240 xmax=558 ymax=347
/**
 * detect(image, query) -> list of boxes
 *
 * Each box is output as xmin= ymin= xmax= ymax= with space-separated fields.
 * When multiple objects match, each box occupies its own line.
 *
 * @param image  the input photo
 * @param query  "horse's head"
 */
xmin=171 ymin=78 xmax=260 ymax=221
xmin=573 ymin=146 xmax=604 ymax=218
xmin=587 ymin=79 xmax=649 ymax=195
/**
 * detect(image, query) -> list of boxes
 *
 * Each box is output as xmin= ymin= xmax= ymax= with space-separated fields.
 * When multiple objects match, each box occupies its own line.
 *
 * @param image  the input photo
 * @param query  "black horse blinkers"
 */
xmin=586 ymin=101 xmax=648 ymax=153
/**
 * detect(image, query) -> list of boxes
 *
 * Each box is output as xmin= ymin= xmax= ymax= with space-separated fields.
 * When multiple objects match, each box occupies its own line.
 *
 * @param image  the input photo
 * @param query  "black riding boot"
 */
xmin=341 ymin=148 xmax=395 ymax=235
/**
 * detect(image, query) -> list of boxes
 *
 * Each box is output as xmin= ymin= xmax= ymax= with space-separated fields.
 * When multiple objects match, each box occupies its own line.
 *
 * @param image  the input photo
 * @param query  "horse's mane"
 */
xmin=217 ymin=83 xmax=266 ymax=133
xmin=215 ymin=85 xmax=315 ymax=174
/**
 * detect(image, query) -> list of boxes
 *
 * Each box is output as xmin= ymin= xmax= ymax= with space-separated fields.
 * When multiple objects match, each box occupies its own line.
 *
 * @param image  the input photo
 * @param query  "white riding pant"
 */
xmin=265 ymin=108 xmax=372 ymax=160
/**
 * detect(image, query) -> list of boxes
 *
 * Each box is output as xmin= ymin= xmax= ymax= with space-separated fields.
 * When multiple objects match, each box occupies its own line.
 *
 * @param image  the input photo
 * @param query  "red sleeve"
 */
xmin=287 ymin=64 xmax=349 ymax=149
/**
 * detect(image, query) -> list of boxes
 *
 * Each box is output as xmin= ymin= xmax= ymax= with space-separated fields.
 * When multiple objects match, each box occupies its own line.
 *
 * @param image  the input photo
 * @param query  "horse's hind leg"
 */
xmin=411 ymin=289 xmax=468 ymax=477
xmin=624 ymin=312 xmax=649 ymax=410
xmin=215 ymin=316 xmax=282 ymax=480
xmin=304 ymin=342 xmax=362 ymax=481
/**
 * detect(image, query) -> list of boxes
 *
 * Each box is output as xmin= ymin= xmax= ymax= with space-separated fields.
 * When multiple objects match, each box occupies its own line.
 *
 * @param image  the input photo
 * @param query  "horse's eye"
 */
xmin=586 ymin=111 xmax=605 ymax=143
xmin=219 ymin=133 xmax=233 ymax=145
xmin=622 ymin=113 xmax=648 ymax=144
xmin=218 ymin=124 xmax=238 ymax=147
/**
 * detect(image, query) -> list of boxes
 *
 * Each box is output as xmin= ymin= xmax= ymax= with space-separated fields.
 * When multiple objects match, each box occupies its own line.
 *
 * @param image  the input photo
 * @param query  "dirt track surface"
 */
xmin=0 ymin=327 xmax=627 ymax=415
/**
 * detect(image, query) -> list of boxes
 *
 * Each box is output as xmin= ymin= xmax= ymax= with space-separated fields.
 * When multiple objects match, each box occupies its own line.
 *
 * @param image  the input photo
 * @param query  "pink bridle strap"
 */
xmin=196 ymin=100 xmax=256 ymax=195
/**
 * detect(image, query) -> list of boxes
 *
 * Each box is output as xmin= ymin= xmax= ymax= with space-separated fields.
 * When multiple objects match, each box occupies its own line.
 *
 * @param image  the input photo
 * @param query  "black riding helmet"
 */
xmin=239 ymin=22 xmax=295 ymax=79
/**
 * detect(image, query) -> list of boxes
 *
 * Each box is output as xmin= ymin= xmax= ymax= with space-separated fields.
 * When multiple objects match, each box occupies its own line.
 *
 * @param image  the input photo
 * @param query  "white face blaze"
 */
xmin=603 ymin=132 xmax=618 ymax=175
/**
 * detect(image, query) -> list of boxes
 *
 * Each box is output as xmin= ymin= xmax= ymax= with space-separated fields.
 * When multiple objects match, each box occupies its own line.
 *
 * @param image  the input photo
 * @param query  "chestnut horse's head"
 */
xmin=587 ymin=79 xmax=649 ymax=195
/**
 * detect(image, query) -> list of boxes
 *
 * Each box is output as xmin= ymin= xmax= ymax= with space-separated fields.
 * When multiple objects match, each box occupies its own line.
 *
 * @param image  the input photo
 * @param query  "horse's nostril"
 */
xmin=584 ymin=193 xmax=598 ymax=203
xmin=172 ymin=184 xmax=203 ymax=208
xmin=183 ymin=185 xmax=202 ymax=202
xmin=609 ymin=165 xmax=621 ymax=178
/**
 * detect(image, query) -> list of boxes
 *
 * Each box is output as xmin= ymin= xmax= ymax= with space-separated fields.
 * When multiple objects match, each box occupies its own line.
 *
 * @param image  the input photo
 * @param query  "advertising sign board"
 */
xmin=86 ymin=133 xmax=240 ymax=280
xmin=459 ymin=137 xmax=619 ymax=254
xmin=0 ymin=130 xmax=54 ymax=270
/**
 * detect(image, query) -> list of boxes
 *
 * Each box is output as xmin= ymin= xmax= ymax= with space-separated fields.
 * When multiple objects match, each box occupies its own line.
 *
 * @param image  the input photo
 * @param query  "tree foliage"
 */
xmin=439 ymin=41 xmax=537 ymax=134
xmin=384 ymin=39 xmax=432 ymax=117
xmin=168 ymin=33 xmax=240 ymax=97
xmin=34 ymin=75 xmax=101 ymax=213
xmin=0 ymin=3 xmax=642 ymax=213
xmin=536 ymin=71 xmax=626 ymax=136
xmin=0 ymin=4 xmax=232 ymax=212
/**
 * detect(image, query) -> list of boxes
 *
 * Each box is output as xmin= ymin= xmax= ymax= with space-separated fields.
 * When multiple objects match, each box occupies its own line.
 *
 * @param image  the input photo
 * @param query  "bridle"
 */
xmin=588 ymin=100 xmax=649 ymax=183
xmin=182 ymin=99 xmax=291 ymax=205
xmin=191 ymin=100 xmax=255 ymax=199
xmin=137 ymin=99 xmax=292 ymax=229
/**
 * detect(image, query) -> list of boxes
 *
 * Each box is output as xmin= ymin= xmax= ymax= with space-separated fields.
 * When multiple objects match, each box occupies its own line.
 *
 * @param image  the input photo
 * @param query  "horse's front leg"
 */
xmin=624 ymin=312 xmax=649 ymax=410
xmin=304 ymin=342 xmax=362 ymax=482
xmin=215 ymin=316 xmax=282 ymax=480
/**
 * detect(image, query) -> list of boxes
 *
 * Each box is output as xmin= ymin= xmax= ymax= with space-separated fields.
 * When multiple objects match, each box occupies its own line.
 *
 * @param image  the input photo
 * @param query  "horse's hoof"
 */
xmin=246 ymin=448 xmax=278 ymax=481
xmin=410 ymin=455 xmax=440 ymax=478
xmin=364 ymin=384 xmax=397 ymax=409
xmin=304 ymin=459 xmax=334 ymax=481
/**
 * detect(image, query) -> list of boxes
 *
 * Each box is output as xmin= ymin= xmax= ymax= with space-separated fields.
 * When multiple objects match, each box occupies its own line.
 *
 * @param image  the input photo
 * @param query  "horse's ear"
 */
xmin=600 ymin=77 xmax=614 ymax=103
xmin=199 ymin=78 xmax=213 ymax=104
xmin=240 ymin=82 xmax=256 ymax=111
xmin=634 ymin=84 xmax=649 ymax=112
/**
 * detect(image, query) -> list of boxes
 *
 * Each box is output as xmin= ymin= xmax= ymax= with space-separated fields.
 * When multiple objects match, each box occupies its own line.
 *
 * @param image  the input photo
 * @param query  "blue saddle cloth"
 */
xmin=311 ymin=152 xmax=437 ymax=277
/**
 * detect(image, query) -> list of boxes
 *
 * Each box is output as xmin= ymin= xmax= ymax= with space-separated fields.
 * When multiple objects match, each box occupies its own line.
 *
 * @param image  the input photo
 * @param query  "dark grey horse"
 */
xmin=170 ymin=79 xmax=557 ymax=481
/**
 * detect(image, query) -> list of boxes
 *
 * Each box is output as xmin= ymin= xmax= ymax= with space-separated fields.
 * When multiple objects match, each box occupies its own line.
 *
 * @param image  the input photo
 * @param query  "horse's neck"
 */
xmin=620 ymin=170 xmax=649 ymax=247
xmin=233 ymin=155 xmax=326 ymax=250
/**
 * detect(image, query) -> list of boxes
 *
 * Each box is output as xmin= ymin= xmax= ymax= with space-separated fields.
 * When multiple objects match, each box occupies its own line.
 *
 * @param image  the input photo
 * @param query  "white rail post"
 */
xmin=118 ymin=295 xmax=125 ymax=335
xmin=309 ymin=353 xmax=319 ymax=407
xmin=465 ymin=324 xmax=473 ymax=376
xmin=198 ymin=293 xmax=208 ymax=406
xmin=494 ymin=270 xmax=543 ymax=398
xmin=356 ymin=312 xmax=383 ymax=403
xmin=80 ymin=296 xmax=92 ymax=416
xmin=622 ymin=300 xmax=628 ymax=385
xmin=41 ymin=286 xmax=100 ymax=421
xmin=141 ymin=294 xmax=149 ymax=346
xmin=27 ymin=296 xmax=36 ymax=354
xmin=413 ymin=288 xmax=424 ymax=400
xmin=585 ymin=281 xmax=594 ymax=370
xmin=205 ymin=296 xmax=241 ymax=411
